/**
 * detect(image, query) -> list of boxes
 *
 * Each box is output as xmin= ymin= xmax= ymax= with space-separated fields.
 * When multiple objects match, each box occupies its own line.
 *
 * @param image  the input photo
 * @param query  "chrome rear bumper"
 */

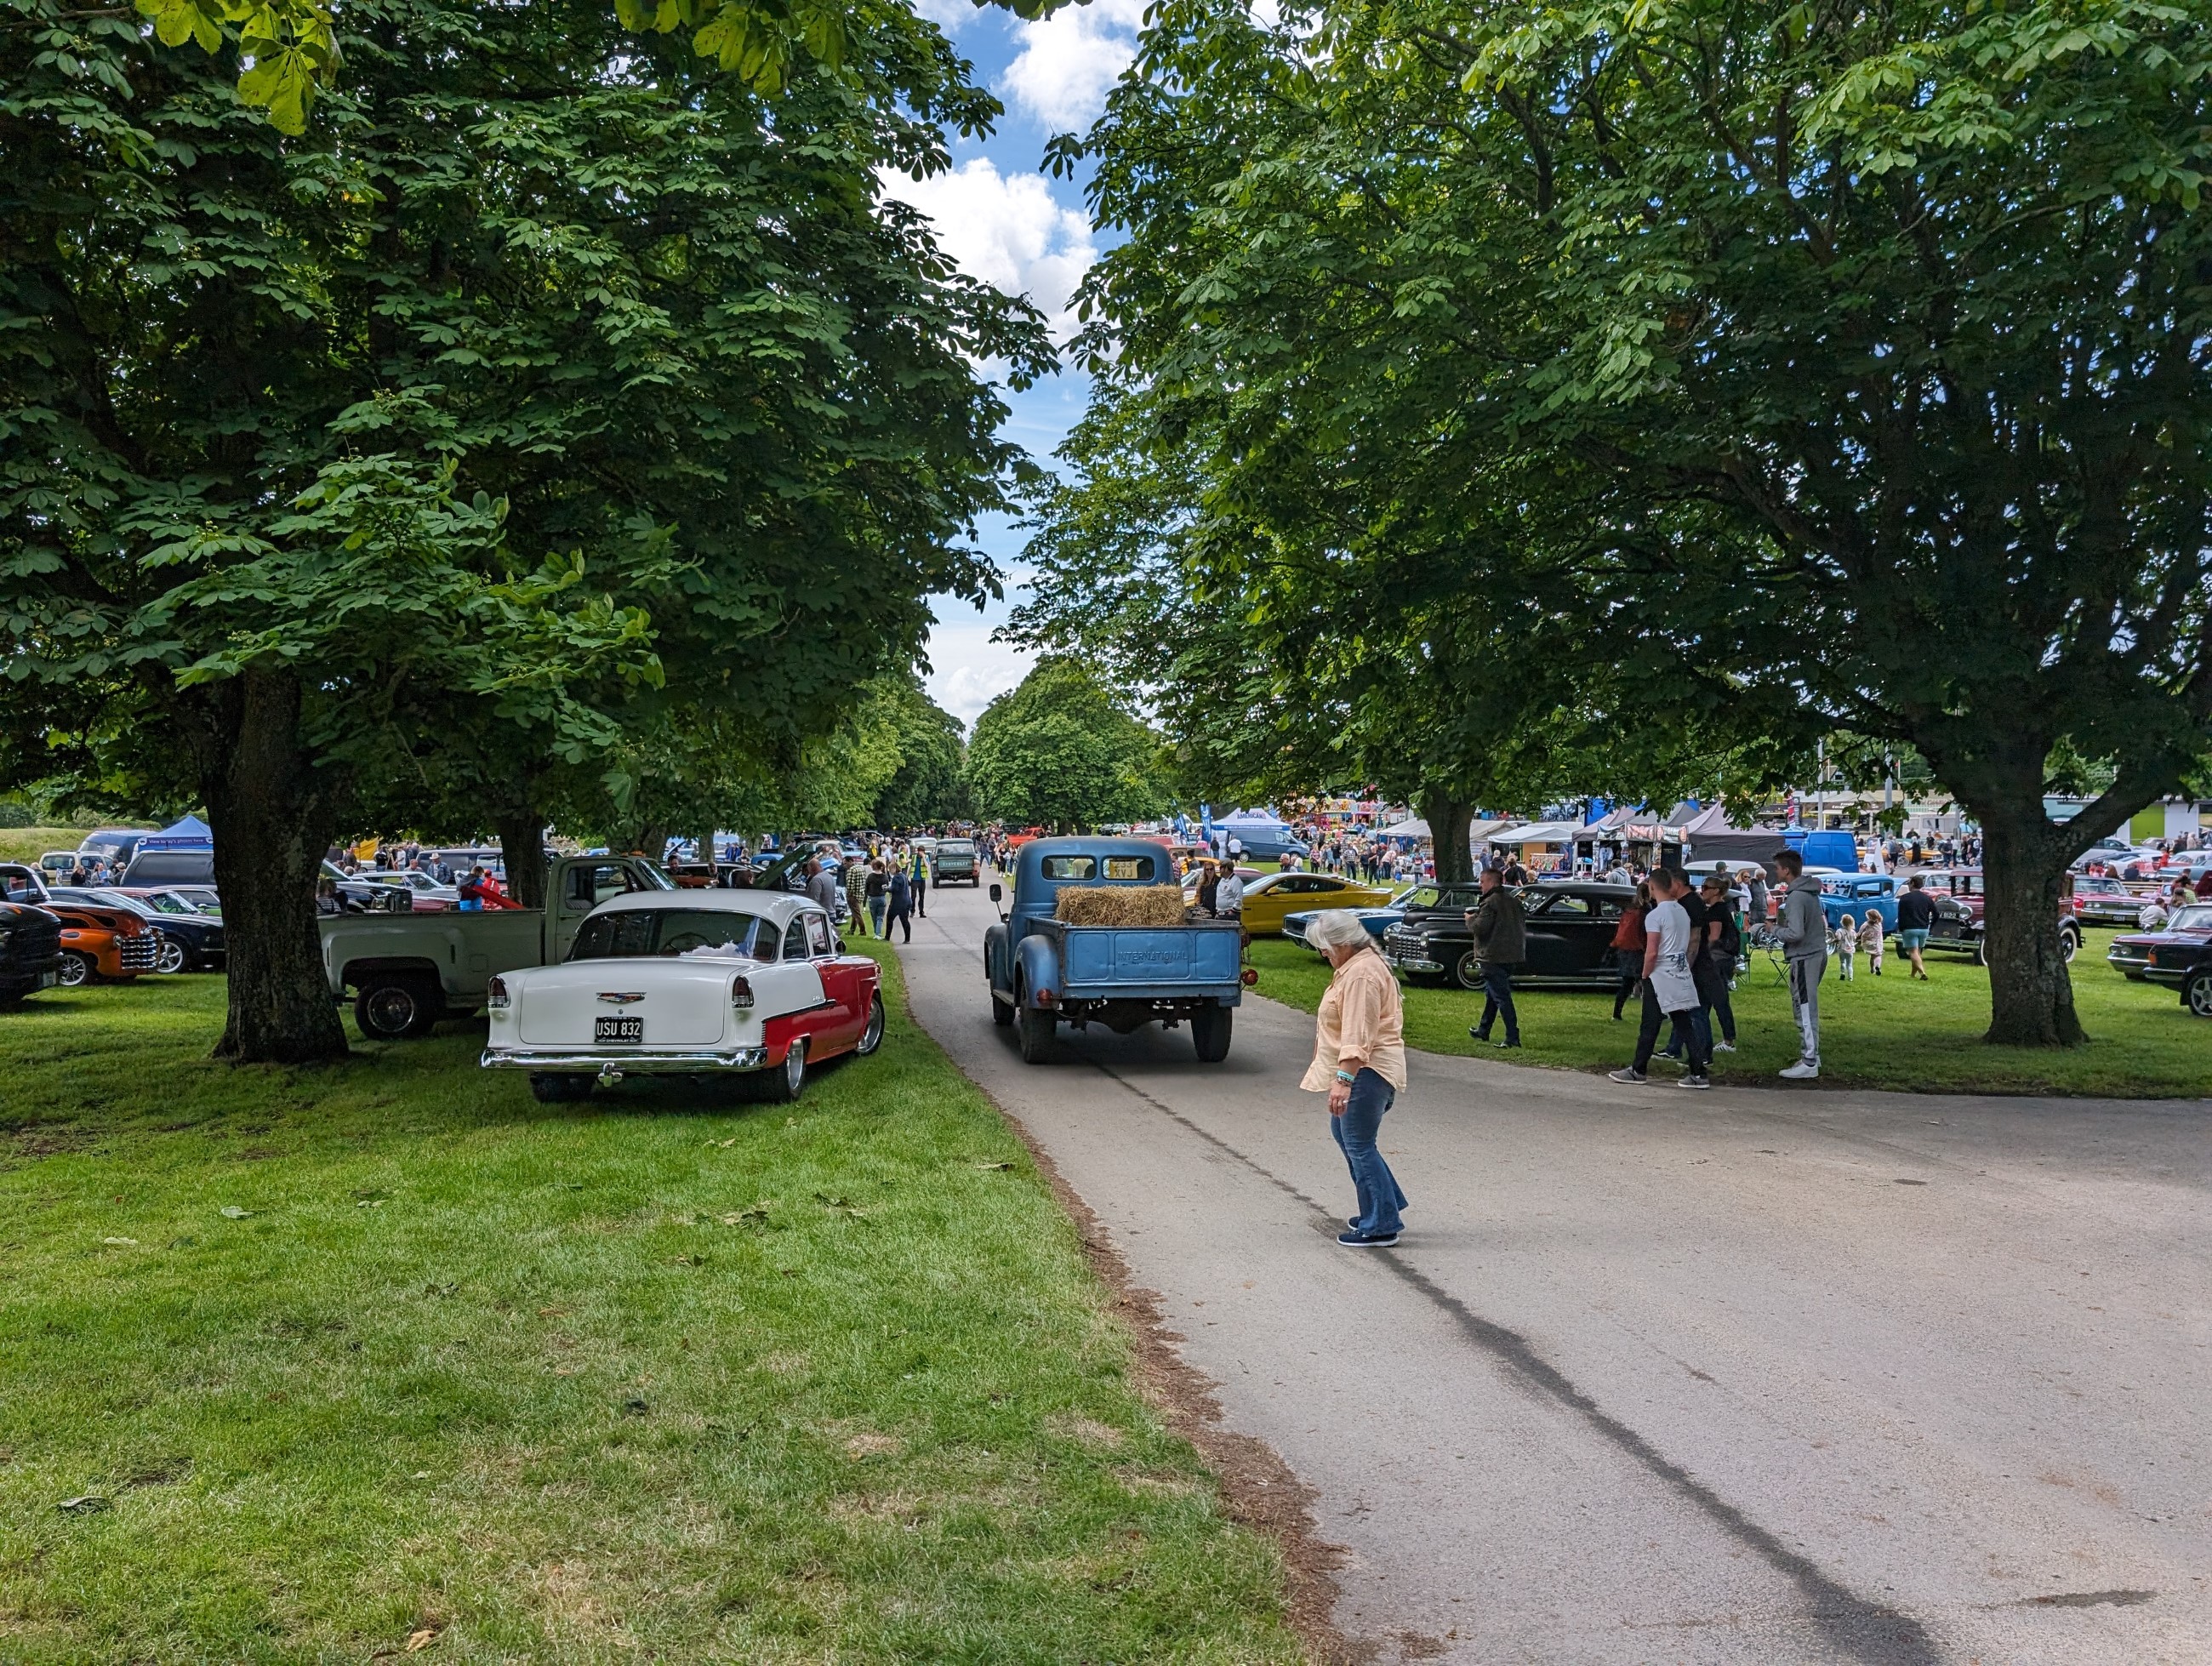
xmin=482 ymin=1047 xmax=769 ymax=1076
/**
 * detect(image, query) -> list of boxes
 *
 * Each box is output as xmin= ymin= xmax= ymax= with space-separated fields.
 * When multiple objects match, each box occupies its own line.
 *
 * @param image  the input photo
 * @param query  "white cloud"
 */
xmin=908 ymin=0 xmax=973 ymax=29
xmin=881 ymin=157 xmax=1096 ymax=339
xmin=923 ymin=619 xmax=1034 ymax=725
xmin=999 ymin=0 xmax=1147 ymax=131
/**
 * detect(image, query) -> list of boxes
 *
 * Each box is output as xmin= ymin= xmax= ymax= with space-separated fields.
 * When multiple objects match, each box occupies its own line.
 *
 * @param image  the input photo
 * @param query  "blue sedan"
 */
xmin=1284 ymin=883 xmax=1431 ymax=950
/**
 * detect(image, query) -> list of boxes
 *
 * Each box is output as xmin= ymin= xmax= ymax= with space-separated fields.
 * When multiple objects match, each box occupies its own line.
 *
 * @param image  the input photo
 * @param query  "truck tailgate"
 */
xmin=1057 ymin=923 xmax=1241 ymax=989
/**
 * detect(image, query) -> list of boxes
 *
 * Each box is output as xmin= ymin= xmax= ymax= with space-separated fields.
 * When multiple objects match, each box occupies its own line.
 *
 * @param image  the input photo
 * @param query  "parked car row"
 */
xmin=0 ymin=862 xmax=225 ymax=992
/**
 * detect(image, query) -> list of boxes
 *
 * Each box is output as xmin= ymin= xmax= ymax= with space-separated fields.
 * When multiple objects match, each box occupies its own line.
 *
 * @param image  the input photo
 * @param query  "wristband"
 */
xmin=1334 ymin=1069 xmax=1358 ymax=1085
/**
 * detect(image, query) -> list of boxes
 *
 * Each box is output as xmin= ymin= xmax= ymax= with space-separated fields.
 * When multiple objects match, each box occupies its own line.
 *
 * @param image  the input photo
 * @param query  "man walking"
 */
xmin=804 ymin=858 xmax=839 ymax=918
xmin=1775 ymin=849 xmax=1827 ymax=1079
xmin=1464 ymin=866 xmax=1528 ymax=1047
xmin=911 ymin=847 xmax=928 ymax=918
xmin=1895 ymin=873 xmax=1936 ymax=979
xmin=1609 ymin=867 xmax=1709 ymax=1087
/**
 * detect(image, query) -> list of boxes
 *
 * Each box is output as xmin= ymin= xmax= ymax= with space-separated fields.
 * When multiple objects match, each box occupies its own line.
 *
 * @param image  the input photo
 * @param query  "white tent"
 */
xmin=1377 ymin=817 xmax=1430 ymax=840
xmin=1485 ymin=819 xmax=1585 ymax=847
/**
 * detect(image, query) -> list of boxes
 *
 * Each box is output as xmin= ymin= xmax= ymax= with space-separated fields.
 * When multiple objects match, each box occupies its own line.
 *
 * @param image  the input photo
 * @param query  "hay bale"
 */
xmin=1054 ymin=885 xmax=1192 ymax=927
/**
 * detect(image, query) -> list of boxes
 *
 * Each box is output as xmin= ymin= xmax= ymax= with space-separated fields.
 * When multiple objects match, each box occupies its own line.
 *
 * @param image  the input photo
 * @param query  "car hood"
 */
xmin=2112 ymin=928 xmax=2212 ymax=949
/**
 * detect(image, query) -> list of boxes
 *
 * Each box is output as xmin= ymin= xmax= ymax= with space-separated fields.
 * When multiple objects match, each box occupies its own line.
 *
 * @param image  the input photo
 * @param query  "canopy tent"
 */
xmin=136 ymin=813 xmax=213 ymax=853
xmin=1682 ymin=805 xmax=1794 ymax=868
xmin=1485 ymin=819 xmax=1585 ymax=847
xmin=1376 ymin=817 xmax=1430 ymax=841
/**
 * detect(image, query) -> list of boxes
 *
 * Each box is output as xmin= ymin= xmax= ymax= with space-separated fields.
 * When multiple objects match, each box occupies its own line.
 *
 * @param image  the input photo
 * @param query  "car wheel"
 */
xmin=1973 ymin=937 xmax=1989 ymax=967
xmin=1016 ymin=986 xmax=1056 ymax=1064
xmin=2060 ymin=927 xmax=2079 ymax=963
xmin=1191 ymin=1001 xmax=1233 ymax=1064
xmin=1454 ymin=950 xmax=1485 ymax=991
xmin=767 ymin=1037 xmax=808 ymax=1102
xmin=2187 ymin=970 xmax=2212 ymax=1018
xmin=153 ymin=934 xmax=188 ymax=975
xmin=991 ymin=988 xmax=1014 ymax=1026
xmin=856 ymin=992 xmax=886 ymax=1056
xmin=57 ymin=950 xmax=91 ymax=988
xmin=528 ymin=1073 xmax=595 ymax=1104
xmin=354 ymin=974 xmax=441 ymax=1041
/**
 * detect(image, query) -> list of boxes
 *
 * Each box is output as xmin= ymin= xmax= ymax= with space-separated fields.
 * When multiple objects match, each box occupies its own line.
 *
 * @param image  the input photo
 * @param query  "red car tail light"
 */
xmin=1241 ymin=968 xmax=1260 ymax=986
xmin=730 ymin=974 xmax=755 ymax=1010
xmin=486 ymin=974 xmax=510 ymax=1011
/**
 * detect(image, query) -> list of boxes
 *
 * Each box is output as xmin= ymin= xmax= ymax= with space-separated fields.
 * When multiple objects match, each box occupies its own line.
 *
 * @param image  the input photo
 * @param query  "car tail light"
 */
xmin=1241 ymin=968 xmax=1259 ymax=986
xmin=1036 ymin=987 xmax=1058 ymax=1007
xmin=486 ymin=975 xmax=510 ymax=1011
xmin=730 ymin=974 xmax=755 ymax=1010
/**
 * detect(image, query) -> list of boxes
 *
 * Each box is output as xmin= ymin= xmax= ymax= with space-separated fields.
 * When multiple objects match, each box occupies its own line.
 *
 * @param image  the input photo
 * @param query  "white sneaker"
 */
xmin=1779 ymin=1060 xmax=1821 ymax=1081
xmin=1713 ymin=1041 xmax=1736 ymax=1053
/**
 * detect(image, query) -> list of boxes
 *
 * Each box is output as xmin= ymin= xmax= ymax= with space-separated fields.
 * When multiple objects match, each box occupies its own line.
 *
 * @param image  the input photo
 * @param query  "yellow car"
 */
xmin=1234 ymin=871 xmax=1400 ymax=937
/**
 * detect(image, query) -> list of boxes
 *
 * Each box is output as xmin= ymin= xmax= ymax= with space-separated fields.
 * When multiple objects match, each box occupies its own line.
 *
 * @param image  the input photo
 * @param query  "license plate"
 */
xmin=595 ymin=1015 xmax=643 ymax=1043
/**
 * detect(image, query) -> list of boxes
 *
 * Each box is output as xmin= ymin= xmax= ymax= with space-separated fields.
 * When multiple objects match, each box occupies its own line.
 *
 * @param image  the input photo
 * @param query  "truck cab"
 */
xmin=984 ymin=836 xmax=1249 ymax=1064
xmin=321 ymin=853 xmax=673 ymax=1040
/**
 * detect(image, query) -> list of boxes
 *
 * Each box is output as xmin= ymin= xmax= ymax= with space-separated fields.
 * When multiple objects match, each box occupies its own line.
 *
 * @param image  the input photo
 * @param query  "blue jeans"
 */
xmin=1477 ymin=961 xmax=1519 ymax=1043
xmin=1330 ymin=1069 xmax=1405 ymax=1235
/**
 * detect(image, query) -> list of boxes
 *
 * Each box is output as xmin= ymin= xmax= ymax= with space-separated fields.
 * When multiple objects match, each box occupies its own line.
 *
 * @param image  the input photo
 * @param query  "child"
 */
xmin=1833 ymin=911 xmax=1856 ymax=980
xmin=1859 ymin=910 xmax=1884 ymax=977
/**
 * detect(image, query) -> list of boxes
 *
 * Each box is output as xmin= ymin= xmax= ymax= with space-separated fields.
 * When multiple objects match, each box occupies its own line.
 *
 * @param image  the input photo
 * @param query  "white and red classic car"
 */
xmin=480 ymin=890 xmax=883 ymax=1103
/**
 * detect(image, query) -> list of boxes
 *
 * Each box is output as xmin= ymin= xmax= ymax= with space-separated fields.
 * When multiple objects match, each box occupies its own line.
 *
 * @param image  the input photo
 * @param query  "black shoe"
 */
xmin=1337 ymin=1230 xmax=1400 ymax=1248
xmin=1469 ymin=1027 xmax=1491 ymax=1041
xmin=1496 ymin=1038 xmax=1521 ymax=1049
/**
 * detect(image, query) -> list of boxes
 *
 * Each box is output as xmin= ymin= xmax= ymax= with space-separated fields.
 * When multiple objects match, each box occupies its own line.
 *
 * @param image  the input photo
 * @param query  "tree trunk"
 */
xmin=1975 ymin=809 xmax=2084 ymax=1046
xmin=197 ymin=670 xmax=351 ymax=1064
xmin=1418 ymin=790 xmax=1474 ymax=885
xmin=494 ymin=810 xmax=547 ymax=910
xmin=637 ymin=823 xmax=670 ymax=864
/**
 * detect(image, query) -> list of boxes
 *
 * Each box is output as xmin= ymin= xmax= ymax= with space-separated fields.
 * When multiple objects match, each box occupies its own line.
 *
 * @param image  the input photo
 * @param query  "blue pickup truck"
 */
xmin=986 ymin=836 xmax=1250 ymax=1064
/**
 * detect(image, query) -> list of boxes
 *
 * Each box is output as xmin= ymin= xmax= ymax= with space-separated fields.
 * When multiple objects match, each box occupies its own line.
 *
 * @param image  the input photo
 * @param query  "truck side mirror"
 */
xmin=989 ymin=883 xmax=1002 ymax=904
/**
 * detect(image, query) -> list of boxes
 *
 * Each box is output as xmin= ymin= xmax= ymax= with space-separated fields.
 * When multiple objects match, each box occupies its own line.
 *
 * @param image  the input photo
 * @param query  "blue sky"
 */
xmin=880 ymin=0 xmax=1150 ymax=724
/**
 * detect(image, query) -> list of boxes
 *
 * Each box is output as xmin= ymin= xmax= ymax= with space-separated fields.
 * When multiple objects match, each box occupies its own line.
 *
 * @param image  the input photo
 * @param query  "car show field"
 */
xmin=0 ymin=944 xmax=1303 ymax=1664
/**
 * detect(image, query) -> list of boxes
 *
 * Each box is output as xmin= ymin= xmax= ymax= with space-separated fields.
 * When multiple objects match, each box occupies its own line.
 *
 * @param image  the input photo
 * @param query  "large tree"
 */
xmin=2 ymin=0 xmax=1043 ymax=1058
xmin=966 ymin=656 xmax=1165 ymax=832
xmin=1058 ymin=0 xmax=2212 ymax=1044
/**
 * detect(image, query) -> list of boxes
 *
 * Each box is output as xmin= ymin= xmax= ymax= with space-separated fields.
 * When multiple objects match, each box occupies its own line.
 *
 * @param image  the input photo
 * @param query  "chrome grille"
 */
xmin=117 ymin=931 xmax=160 ymax=971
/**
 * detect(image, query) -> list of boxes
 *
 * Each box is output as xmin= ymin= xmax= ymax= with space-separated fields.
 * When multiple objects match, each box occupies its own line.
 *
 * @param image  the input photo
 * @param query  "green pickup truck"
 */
xmin=320 ymin=853 xmax=676 ymax=1040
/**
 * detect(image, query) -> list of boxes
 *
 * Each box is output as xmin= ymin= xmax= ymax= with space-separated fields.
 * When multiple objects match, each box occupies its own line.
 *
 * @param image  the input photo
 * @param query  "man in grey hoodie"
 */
xmin=1773 ymin=849 xmax=1826 ymax=1078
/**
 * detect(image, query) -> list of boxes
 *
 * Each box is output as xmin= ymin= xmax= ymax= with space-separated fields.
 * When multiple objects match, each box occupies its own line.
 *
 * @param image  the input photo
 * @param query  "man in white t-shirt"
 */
xmin=1216 ymin=867 xmax=1245 ymax=918
xmin=1610 ymin=867 xmax=1710 ymax=1088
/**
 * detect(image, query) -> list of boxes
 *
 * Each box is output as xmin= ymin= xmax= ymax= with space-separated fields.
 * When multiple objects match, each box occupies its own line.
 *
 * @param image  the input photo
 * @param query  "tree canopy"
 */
xmin=2 ymin=0 xmax=1044 ymax=1057
xmin=1034 ymin=0 xmax=2212 ymax=1042
xmin=966 ymin=657 xmax=1165 ymax=832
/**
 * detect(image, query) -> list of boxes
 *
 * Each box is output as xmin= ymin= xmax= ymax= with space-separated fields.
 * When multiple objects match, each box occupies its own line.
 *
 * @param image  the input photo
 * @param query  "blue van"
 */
xmin=1784 ymin=829 xmax=1860 ymax=873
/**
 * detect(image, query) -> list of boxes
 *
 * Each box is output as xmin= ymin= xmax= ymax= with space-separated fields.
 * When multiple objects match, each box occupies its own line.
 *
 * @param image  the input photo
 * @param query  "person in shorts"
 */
xmin=1895 ymin=874 xmax=1936 ymax=980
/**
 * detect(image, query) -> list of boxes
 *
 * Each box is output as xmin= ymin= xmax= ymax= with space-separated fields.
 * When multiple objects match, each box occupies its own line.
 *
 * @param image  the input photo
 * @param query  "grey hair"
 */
xmin=1306 ymin=910 xmax=1374 ymax=952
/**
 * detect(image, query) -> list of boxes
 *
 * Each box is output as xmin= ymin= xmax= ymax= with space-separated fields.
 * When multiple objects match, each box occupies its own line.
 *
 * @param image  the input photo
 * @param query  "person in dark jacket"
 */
xmin=1463 ymin=868 xmax=1528 ymax=1047
xmin=1895 ymin=873 xmax=1936 ymax=979
xmin=886 ymin=866 xmax=914 ymax=943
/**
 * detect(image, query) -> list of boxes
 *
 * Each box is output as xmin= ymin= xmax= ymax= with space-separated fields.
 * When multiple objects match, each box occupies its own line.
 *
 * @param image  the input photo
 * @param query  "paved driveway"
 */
xmin=898 ymin=881 xmax=2211 ymax=1663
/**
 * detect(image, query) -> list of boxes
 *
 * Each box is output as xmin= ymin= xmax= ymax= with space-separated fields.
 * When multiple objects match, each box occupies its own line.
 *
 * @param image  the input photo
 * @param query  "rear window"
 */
xmin=569 ymin=909 xmax=781 ymax=961
xmin=1040 ymin=856 xmax=1097 ymax=881
xmin=1103 ymin=856 xmax=1155 ymax=881
xmin=937 ymin=841 xmax=975 ymax=856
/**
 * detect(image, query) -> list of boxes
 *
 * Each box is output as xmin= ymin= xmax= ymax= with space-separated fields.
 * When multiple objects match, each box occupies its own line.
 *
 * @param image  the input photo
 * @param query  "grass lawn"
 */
xmin=1248 ymin=927 xmax=2212 ymax=1098
xmin=0 ymin=944 xmax=1303 ymax=1663
xmin=0 ymin=829 xmax=100 ymax=865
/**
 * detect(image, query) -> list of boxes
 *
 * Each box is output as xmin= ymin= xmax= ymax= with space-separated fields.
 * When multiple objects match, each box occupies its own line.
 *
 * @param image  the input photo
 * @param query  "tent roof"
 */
xmin=137 ymin=813 xmax=213 ymax=852
xmin=1215 ymin=807 xmax=1290 ymax=826
xmin=1486 ymin=819 xmax=1584 ymax=846
xmin=1377 ymin=817 xmax=1429 ymax=839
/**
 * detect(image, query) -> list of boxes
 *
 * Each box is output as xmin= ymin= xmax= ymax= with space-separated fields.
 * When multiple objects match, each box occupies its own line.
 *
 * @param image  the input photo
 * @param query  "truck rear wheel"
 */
xmin=355 ymin=973 xmax=441 ymax=1041
xmin=991 ymin=990 xmax=1014 ymax=1027
xmin=1191 ymin=1001 xmax=1233 ymax=1064
xmin=1017 ymin=990 xmax=1056 ymax=1064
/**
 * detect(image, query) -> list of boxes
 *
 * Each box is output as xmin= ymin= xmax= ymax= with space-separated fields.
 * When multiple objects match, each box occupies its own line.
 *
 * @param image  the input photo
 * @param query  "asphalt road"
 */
xmin=893 ymin=878 xmax=2212 ymax=1663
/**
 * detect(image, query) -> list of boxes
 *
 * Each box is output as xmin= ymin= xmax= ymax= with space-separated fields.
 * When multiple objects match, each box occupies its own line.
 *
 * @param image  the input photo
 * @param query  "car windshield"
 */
xmin=140 ymin=892 xmax=196 ymax=914
xmin=2169 ymin=906 xmax=2212 ymax=933
xmin=938 ymin=841 xmax=975 ymax=856
xmin=568 ymin=909 xmax=782 ymax=961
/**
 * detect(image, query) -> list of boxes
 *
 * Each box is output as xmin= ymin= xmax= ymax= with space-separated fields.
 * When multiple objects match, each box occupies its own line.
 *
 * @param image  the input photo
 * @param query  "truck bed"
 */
xmin=1035 ymin=916 xmax=1244 ymax=994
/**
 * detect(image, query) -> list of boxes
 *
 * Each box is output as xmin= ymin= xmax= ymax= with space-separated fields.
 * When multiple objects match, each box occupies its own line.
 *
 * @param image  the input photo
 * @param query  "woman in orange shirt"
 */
xmin=1302 ymin=911 xmax=1409 ymax=1247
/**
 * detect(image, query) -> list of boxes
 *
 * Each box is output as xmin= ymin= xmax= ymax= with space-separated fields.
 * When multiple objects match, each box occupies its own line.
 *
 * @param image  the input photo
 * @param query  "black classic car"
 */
xmin=1382 ymin=882 xmax=1634 ymax=990
xmin=2107 ymin=903 xmax=2212 ymax=1015
xmin=0 ymin=899 xmax=65 ymax=1003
